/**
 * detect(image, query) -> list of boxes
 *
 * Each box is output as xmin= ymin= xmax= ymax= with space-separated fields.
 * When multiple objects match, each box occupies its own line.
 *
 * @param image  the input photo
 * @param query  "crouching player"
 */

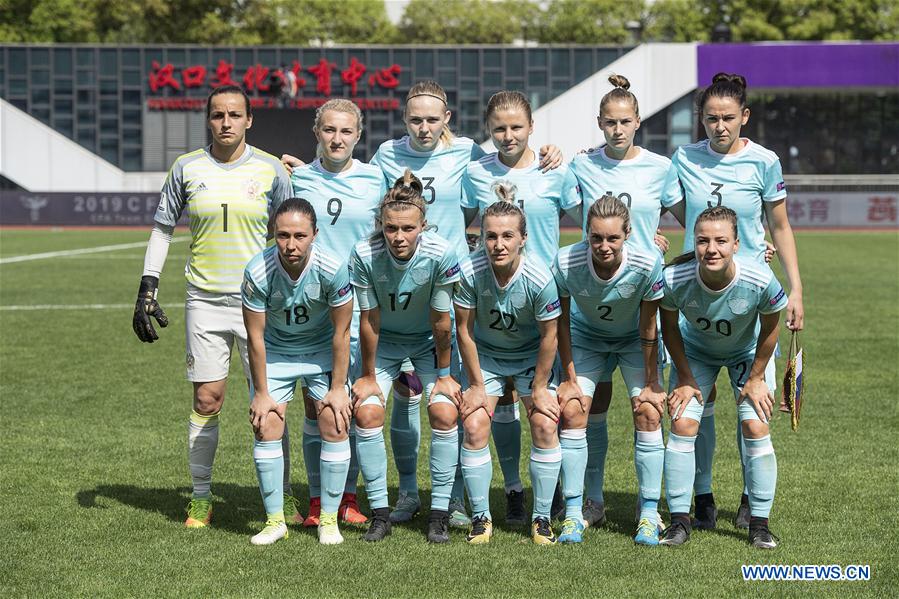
xmin=454 ymin=187 xmax=562 ymax=545
xmin=349 ymin=170 xmax=464 ymax=543
xmin=242 ymin=198 xmax=354 ymax=545
xmin=660 ymin=206 xmax=786 ymax=548
xmin=554 ymin=195 xmax=667 ymax=545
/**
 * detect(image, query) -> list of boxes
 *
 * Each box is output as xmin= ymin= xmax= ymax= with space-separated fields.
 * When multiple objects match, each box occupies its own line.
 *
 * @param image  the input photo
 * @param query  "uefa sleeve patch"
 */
xmin=770 ymin=288 xmax=786 ymax=305
xmin=546 ymin=298 xmax=561 ymax=312
xmin=776 ymin=181 xmax=786 ymax=192
xmin=445 ymin=263 xmax=461 ymax=277
xmin=338 ymin=283 xmax=352 ymax=297
xmin=652 ymin=279 xmax=665 ymax=292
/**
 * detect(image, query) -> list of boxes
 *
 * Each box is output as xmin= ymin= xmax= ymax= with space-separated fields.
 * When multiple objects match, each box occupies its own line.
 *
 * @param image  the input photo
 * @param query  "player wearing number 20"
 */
xmin=348 ymin=170 xmax=463 ymax=544
xmin=132 ymin=85 xmax=293 ymax=529
xmin=290 ymin=98 xmax=387 ymax=527
xmin=659 ymin=206 xmax=787 ymax=549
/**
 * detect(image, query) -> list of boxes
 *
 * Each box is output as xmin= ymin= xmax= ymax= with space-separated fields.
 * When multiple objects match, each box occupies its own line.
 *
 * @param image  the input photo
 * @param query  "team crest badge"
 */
xmin=617 ymin=283 xmax=636 ymax=298
xmin=305 ymin=282 xmax=320 ymax=301
xmin=511 ymin=290 xmax=527 ymax=308
xmin=244 ymin=178 xmax=262 ymax=200
xmin=411 ymin=265 xmax=431 ymax=285
xmin=728 ymin=297 xmax=751 ymax=315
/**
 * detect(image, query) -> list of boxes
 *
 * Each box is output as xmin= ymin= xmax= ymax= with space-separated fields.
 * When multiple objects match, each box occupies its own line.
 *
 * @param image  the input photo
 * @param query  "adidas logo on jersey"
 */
xmin=480 ymin=289 xmax=493 ymax=297
xmin=687 ymin=299 xmax=700 ymax=308
xmin=272 ymin=290 xmax=284 ymax=300
xmin=377 ymin=274 xmax=389 ymax=282
xmin=195 ymin=182 xmax=208 ymax=192
xmin=578 ymin=289 xmax=590 ymax=297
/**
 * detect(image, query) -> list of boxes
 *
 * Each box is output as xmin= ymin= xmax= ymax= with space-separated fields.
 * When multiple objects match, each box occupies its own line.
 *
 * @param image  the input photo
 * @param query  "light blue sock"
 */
xmin=744 ymin=435 xmax=777 ymax=518
xmin=254 ymin=439 xmax=284 ymax=517
xmin=694 ymin=404 xmax=716 ymax=495
xmin=320 ymin=439 xmax=351 ymax=514
xmin=450 ymin=424 xmax=465 ymax=502
xmin=430 ymin=427 xmax=459 ymax=511
xmin=559 ymin=429 xmax=588 ymax=522
xmin=585 ymin=413 xmax=608 ymax=503
xmin=281 ymin=418 xmax=292 ymax=496
xmin=664 ymin=433 xmax=697 ymax=515
xmin=530 ymin=444 xmax=562 ymax=520
xmin=302 ymin=418 xmax=321 ymax=498
xmin=344 ymin=423 xmax=359 ymax=495
xmin=737 ymin=421 xmax=749 ymax=496
xmin=492 ymin=403 xmax=522 ymax=492
xmin=635 ymin=428 xmax=664 ymax=523
xmin=390 ymin=393 xmax=422 ymax=495
xmin=355 ymin=425 xmax=388 ymax=510
xmin=461 ymin=445 xmax=493 ymax=520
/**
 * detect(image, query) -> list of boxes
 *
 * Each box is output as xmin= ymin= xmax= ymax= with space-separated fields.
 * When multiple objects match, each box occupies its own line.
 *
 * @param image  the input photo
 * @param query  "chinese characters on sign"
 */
xmin=148 ymin=57 xmax=402 ymax=111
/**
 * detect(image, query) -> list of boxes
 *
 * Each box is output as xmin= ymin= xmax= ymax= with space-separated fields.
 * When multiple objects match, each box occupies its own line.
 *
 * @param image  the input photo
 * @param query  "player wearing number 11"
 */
xmin=132 ymin=85 xmax=293 ymax=529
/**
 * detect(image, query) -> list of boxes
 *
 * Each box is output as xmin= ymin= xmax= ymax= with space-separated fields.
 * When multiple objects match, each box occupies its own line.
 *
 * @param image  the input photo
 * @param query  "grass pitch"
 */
xmin=0 ymin=228 xmax=896 ymax=597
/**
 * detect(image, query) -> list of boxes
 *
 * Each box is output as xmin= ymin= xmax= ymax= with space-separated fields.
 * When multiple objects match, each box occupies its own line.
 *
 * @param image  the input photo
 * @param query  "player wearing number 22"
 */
xmin=289 ymin=99 xmax=387 ymax=527
xmin=348 ymin=170 xmax=464 ymax=543
xmin=659 ymin=206 xmax=787 ymax=550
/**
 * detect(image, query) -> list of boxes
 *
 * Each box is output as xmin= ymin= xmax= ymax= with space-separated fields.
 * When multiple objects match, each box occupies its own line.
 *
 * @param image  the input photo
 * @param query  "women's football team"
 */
xmin=133 ymin=71 xmax=803 ymax=549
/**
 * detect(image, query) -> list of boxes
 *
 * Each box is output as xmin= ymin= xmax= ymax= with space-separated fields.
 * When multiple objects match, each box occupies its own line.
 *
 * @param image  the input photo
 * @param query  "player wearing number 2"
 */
xmin=131 ymin=85 xmax=294 ymax=529
xmin=290 ymin=98 xmax=387 ymax=528
xmin=567 ymin=75 xmax=682 ymax=529
xmin=668 ymin=73 xmax=804 ymax=530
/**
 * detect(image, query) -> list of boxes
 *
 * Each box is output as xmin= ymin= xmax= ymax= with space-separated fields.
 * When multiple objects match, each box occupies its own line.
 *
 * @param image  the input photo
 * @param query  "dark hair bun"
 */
xmin=607 ymin=74 xmax=631 ymax=90
xmin=711 ymin=72 xmax=747 ymax=90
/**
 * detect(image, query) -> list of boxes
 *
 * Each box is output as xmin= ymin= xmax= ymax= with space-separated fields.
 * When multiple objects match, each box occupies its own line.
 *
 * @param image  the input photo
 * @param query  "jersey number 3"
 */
xmin=708 ymin=183 xmax=724 ymax=208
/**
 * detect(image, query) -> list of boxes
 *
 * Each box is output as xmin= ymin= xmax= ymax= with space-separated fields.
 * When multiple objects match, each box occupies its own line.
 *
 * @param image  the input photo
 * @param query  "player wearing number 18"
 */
xmin=348 ymin=170 xmax=464 ymax=543
xmin=659 ymin=206 xmax=787 ymax=549
xmin=131 ymin=85 xmax=296 ymax=528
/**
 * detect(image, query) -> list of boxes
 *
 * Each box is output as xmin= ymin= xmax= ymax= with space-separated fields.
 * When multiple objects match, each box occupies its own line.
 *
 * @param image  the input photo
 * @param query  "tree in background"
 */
xmin=398 ymin=0 xmax=537 ymax=44
xmin=536 ymin=0 xmax=646 ymax=44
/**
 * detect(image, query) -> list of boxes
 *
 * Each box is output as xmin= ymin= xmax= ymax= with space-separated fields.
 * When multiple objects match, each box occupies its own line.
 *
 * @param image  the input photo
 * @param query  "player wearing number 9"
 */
xmin=454 ymin=188 xmax=563 ymax=546
xmin=347 ymin=170 xmax=464 ymax=543
xmin=132 ymin=85 xmax=293 ymax=529
xmin=659 ymin=206 xmax=787 ymax=549
xmin=289 ymin=98 xmax=387 ymax=527
xmin=667 ymin=73 xmax=804 ymax=529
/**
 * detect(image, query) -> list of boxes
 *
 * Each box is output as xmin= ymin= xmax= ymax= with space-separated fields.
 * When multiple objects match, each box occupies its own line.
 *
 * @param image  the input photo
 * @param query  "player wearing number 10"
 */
xmin=131 ymin=85 xmax=294 ymax=529
xmin=290 ymin=98 xmax=387 ymax=527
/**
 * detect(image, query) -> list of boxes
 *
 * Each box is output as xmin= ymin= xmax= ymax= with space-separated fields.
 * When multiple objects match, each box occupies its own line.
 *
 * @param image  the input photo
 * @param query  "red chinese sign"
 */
xmin=147 ymin=57 xmax=402 ymax=111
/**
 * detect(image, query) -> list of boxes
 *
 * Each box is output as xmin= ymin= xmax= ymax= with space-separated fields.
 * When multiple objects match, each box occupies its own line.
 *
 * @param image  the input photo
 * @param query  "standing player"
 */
xmin=567 ymin=75 xmax=682 ymax=528
xmin=290 ymin=99 xmax=387 ymax=527
xmin=554 ymin=195 xmax=668 ymax=545
xmin=669 ymin=73 xmax=804 ymax=529
xmin=462 ymin=91 xmax=580 ymax=525
xmin=659 ymin=206 xmax=786 ymax=548
xmin=131 ymin=85 xmax=298 ymax=528
xmin=454 ymin=188 xmax=563 ymax=545
xmin=349 ymin=170 xmax=464 ymax=543
xmin=242 ymin=198 xmax=354 ymax=545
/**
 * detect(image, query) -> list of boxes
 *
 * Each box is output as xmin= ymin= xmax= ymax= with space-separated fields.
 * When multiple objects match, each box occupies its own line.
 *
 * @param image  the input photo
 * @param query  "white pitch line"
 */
xmin=0 ymin=237 xmax=188 ymax=264
xmin=0 ymin=303 xmax=185 ymax=311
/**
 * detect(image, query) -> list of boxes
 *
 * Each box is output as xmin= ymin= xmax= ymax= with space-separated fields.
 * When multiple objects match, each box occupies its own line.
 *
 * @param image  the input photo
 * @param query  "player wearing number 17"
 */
xmin=131 ymin=85 xmax=296 ymax=529
xmin=659 ymin=206 xmax=787 ymax=549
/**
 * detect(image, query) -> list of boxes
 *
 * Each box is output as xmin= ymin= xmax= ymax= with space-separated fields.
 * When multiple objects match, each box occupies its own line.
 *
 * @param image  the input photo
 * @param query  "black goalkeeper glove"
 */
xmin=133 ymin=275 xmax=169 ymax=342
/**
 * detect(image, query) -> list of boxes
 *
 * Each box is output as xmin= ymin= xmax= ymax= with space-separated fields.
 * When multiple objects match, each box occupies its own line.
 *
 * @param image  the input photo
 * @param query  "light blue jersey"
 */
xmin=349 ymin=231 xmax=461 ymax=344
xmin=290 ymin=159 xmax=387 ymax=265
xmin=569 ymin=147 xmax=681 ymax=255
xmin=371 ymin=136 xmax=486 ymax=260
xmin=554 ymin=242 xmax=664 ymax=353
xmin=661 ymin=256 xmax=787 ymax=360
xmin=673 ymin=139 xmax=787 ymax=263
xmin=242 ymin=245 xmax=353 ymax=355
xmin=462 ymin=153 xmax=581 ymax=268
xmin=454 ymin=249 xmax=561 ymax=360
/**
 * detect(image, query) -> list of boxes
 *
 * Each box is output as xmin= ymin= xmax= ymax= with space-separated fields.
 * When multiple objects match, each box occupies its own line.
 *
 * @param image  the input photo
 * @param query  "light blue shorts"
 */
xmin=477 ymin=353 xmax=559 ymax=398
xmin=256 ymin=350 xmax=343 ymax=404
xmin=572 ymin=345 xmax=655 ymax=399
xmin=357 ymin=338 xmax=455 ymax=408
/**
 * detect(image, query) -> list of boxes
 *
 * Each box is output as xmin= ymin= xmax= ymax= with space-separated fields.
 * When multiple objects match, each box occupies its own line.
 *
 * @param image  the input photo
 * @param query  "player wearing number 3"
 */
xmin=668 ymin=73 xmax=804 ymax=529
xmin=290 ymin=99 xmax=387 ymax=528
xmin=131 ymin=85 xmax=295 ymax=529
